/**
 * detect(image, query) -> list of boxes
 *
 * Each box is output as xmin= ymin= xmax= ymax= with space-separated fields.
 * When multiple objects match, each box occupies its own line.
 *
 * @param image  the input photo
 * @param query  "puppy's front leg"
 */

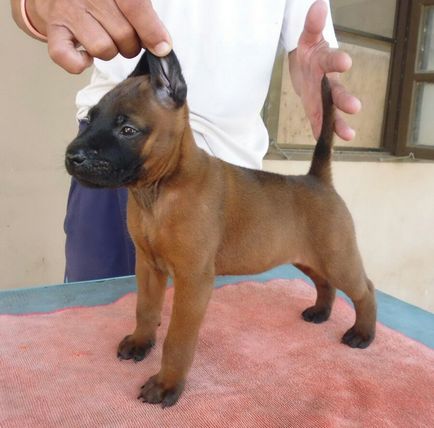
xmin=139 ymin=269 xmax=214 ymax=407
xmin=118 ymin=248 xmax=168 ymax=362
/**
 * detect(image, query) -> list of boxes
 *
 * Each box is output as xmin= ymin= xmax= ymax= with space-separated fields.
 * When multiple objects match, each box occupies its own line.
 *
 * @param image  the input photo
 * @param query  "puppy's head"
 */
xmin=65 ymin=50 xmax=187 ymax=188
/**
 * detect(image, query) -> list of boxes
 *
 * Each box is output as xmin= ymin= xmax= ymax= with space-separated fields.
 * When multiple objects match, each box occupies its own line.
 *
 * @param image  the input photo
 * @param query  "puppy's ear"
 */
xmin=128 ymin=51 xmax=151 ymax=77
xmin=129 ymin=50 xmax=187 ymax=108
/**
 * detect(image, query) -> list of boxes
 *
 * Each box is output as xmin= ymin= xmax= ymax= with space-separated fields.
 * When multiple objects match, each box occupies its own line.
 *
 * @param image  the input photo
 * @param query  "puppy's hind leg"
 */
xmin=295 ymin=264 xmax=336 ymax=324
xmin=329 ymin=262 xmax=377 ymax=349
xmin=341 ymin=277 xmax=376 ymax=349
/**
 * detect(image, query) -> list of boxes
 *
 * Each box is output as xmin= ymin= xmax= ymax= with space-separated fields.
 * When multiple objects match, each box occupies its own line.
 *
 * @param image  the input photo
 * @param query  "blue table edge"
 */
xmin=1 ymin=264 xmax=433 ymax=349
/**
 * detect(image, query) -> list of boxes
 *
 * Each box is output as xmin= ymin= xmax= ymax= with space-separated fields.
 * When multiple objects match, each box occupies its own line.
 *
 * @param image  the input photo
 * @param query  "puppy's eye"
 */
xmin=120 ymin=126 xmax=138 ymax=137
xmin=78 ymin=116 xmax=91 ymax=133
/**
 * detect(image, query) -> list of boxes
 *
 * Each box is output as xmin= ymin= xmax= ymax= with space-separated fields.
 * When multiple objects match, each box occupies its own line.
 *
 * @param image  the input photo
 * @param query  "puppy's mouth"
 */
xmin=65 ymin=151 xmax=141 ymax=188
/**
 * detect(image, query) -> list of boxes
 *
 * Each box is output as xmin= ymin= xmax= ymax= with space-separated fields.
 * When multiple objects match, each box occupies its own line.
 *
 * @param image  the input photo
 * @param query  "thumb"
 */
xmin=299 ymin=0 xmax=328 ymax=47
xmin=116 ymin=0 xmax=172 ymax=56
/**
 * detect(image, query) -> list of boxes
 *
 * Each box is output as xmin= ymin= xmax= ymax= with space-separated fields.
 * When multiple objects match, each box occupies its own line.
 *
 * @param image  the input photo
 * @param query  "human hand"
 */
xmin=24 ymin=0 xmax=172 ymax=73
xmin=289 ymin=0 xmax=361 ymax=141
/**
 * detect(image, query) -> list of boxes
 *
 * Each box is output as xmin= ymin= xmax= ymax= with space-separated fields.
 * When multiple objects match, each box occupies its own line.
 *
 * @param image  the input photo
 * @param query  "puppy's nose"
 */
xmin=66 ymin=150 xmax=87 ymax=166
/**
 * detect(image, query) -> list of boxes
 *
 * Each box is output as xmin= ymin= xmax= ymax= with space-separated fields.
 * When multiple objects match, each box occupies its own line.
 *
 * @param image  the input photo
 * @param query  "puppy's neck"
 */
xmin=130 ymin=118 xmax=208 ymax=209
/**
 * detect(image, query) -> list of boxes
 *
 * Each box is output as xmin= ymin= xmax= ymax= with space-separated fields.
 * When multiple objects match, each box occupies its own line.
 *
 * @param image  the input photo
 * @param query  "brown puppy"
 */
xmin=65 ymin=50 xmax=376 ymax=407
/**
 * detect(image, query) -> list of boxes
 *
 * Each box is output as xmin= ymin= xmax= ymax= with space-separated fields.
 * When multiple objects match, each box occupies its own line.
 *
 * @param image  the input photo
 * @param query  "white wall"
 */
xmin=0 ymin=2 xmax=90 ymax=288
xmin=1 ymin=2 xmax=433 ymax=313
xmin=264 ymin=160 xmax=434 ymax=312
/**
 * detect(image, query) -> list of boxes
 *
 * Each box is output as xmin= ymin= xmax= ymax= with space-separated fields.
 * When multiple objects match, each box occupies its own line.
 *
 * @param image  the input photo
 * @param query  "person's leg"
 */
xmin=64 ymin=178 xmax=135 ymax=282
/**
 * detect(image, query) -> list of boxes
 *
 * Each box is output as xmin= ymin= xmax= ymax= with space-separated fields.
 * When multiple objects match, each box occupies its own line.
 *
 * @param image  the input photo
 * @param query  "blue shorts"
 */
xmin=64 ymin=180 xmax=135 ymax=282
xmin=64 ymin=123 xmax=135 ymax=282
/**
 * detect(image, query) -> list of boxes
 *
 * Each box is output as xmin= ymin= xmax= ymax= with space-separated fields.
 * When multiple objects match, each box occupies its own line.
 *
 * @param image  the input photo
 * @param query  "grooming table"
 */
xmin=1 ymin=265 xmax=433 ymax=427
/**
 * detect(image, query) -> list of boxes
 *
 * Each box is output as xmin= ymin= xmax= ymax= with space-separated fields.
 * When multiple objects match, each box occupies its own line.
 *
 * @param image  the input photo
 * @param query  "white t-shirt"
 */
xmin=76 ymin=0 xmax=337 ymax=169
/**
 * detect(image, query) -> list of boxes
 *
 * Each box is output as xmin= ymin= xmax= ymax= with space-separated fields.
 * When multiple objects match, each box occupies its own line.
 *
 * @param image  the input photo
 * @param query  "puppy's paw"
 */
xmin=117 ymin=335 xmax=154 ymax=362
xmin=341 ymin=327 xmax=374 ymax=349
xmin=302 ymin=306 xmax=331 ymax=324
xmin=138 ymin=375 xmax=184 ymax=408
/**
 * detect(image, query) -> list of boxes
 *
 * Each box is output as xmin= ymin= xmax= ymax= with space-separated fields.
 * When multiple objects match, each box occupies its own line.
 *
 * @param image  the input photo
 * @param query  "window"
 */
xmin=386 ymin=0 xmax=434 ymax=159
xmin=265 ymin=0 xmax=434 ymax=160
xmin=332 ymin=0 xmax=396 ymax=151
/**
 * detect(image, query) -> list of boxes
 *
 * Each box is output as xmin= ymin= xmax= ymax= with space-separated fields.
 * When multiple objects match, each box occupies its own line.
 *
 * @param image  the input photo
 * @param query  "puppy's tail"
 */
xmin=308 ymin=76 xmax=335 ymax=185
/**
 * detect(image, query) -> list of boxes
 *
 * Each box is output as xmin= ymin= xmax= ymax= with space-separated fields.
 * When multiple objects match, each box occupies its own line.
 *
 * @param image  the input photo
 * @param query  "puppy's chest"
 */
xmin=131 ymin=197 xmax=185 ymax=274
xmin=132 ymin=212 xmax=167 ymax=269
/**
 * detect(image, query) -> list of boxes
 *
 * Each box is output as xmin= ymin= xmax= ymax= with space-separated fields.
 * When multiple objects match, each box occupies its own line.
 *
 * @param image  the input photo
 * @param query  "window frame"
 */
xmin=266 ymin=0 xmax=434 ymax=160
xmin=384 ymin=0 xmax=434 ymax=160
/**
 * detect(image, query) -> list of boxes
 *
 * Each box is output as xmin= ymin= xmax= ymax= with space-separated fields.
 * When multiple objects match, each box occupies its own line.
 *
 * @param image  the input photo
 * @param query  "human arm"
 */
xmin=10 ymin=0 xmax=172 ymax=74
xmin=288 ymin=0 xmax=361 ymax=141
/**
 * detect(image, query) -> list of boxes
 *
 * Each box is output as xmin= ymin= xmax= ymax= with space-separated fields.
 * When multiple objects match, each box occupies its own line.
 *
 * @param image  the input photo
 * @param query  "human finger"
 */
xmin=72 ymin=12 xmax=119 ymax=60
xmin=47 ymin=24 xmax=93 ymax=74
xmin=330 ymin=78 xmax=362 ymax=115
xmin=298 ymin=0 xmax=328 ymax=48
xmin=334 ymin=111 xmax=356 ymax=141
xmin=316 ymin=48 xmax=352 ymax=75
xmin=85 ymin=2 xmax=141 ymax=58
xmin=116 ymin=0 xmax=172 ymax=56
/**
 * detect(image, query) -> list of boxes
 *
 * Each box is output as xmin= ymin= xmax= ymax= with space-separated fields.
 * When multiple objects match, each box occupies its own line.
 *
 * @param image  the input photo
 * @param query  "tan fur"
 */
xmin=112 ymin=77 xmax=377 ymax=406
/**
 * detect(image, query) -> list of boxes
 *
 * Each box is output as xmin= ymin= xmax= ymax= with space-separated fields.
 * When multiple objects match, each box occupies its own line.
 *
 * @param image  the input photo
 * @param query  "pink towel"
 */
xmin=1 ymin=279 xmax=433 ymax=427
